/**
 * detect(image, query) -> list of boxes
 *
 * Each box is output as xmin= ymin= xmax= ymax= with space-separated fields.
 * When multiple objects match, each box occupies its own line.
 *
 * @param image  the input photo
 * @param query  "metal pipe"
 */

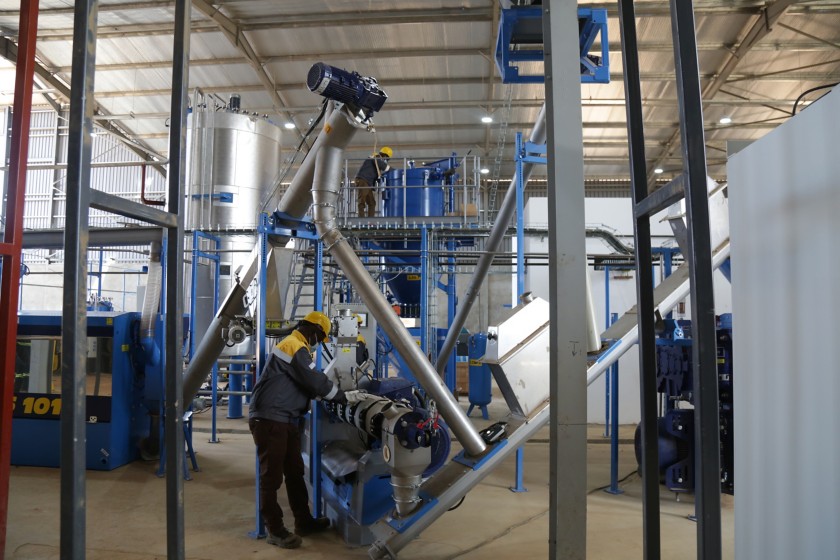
xmin=585 ymin=242 xmax=730 ymax=385
xmin=310 ymin=107 xmax=487 ymax=457
xmin=264 ymin=103 xmax=356 ymax=220
xmin=435 ymin=103 xmax=547 ymax=372
xmin=182 ymin=284 xmax=247 ymax=404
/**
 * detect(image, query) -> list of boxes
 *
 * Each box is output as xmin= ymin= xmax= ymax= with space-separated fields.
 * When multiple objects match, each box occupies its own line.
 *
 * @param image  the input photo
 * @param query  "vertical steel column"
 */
xmin=61 ymin=0 xmax=98 ymax=557
xmin=165 ymin=0 xmax=189 ymax=556
xmin=603 ymin=266 xmax=611 ymax=438
xmin=669 ymin=0 xmax=722 ymax=556
xmin=253 ymin=217 xmax=269 ymax=538
xmin=511 ymin=133 xmax=527 ymax=493
xmin=543 ymin=1 xmax=589 ymax=558
xmin=0 ymin=0 xmax=39 ymax=551
xmin=311 ymin=240 xmax=324 ymax=518
xmin=604 ymin=312 xmax=624 ymax=495
xmin=420 ymin=226 xmax=428 ymax=354
xmin=617 ymin=0 xmax=661 ymax=556
xmin=445 ymin=238 xmax=456 ymax=392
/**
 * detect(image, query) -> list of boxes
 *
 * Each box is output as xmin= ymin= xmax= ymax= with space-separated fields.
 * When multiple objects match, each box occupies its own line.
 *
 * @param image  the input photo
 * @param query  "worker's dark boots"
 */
xmin=295 ymin=516 xmax=330 ymax=536
xmin=266 ymin=528 xmax=302 ymax=549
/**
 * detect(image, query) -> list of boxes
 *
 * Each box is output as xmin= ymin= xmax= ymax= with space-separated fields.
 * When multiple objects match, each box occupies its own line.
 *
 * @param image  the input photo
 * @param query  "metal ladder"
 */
xmin=288 ymin=248 xmax=317 ymax=320
xmin=486 ymin=84 xmax=514 ymax=217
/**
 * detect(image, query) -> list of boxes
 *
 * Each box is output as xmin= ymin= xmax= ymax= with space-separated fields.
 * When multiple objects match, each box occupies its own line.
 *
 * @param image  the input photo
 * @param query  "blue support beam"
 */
xmin=495 ymin=6 xmax=609 ymax=85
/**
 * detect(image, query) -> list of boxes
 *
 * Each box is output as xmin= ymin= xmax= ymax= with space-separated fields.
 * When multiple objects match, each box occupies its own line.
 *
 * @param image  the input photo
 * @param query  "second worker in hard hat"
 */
xmin=354 ymin=146 xmax=392 ymax=218
xmin=248 ymin=311 xmax=346 ymax=550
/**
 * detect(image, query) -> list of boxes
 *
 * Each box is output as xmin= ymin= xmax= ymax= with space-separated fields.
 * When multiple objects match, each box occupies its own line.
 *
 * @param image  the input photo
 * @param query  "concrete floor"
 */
xmin=6 ymin=399 xmax=733 ymax=559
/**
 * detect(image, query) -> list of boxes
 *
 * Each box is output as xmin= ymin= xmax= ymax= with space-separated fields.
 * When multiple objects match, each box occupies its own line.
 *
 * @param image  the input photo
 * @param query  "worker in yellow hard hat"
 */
xmin=354 ymin=146 xmax=392 ymax=218
xmin=248 ymin=310 xmax=345 ymax=549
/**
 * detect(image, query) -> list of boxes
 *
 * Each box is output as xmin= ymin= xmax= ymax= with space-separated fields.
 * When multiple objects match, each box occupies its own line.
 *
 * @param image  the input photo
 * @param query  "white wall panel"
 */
xmin=729 ymin=88 xmax=840 ymax=560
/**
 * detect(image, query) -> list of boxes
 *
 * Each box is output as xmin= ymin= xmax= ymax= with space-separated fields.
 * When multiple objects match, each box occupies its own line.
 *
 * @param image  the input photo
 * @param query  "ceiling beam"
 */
xmin=26 ymin=7 xmax=494 ymax=41
xmin=0 ymin=35 xmax=166 ymax=174
xmin=648 ymin=0 xmax=804 ymax=180
xmin=57 ymin=39 xmax=840 ymax=73
xmin=191 ymin=0 xmax=302 ymax=140
xmin=82 ymin=68 xmax=840 ymax=103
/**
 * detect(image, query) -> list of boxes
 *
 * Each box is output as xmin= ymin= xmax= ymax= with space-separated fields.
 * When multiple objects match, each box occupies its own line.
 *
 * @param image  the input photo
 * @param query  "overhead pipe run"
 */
xmin=309 ymin=105 xmax=487 ymax=457
xmin=436 ymin=103 xmax=547 ymax=372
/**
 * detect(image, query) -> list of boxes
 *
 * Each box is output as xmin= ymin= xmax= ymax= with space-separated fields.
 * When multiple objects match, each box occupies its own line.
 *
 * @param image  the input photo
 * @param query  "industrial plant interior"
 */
xmin=1 ymin=0 xmax=838 ymax=559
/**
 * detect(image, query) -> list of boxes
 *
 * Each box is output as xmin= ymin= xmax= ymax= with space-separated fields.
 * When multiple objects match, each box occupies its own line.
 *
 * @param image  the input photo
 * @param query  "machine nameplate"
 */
xmin=12 ymin=392 xmax=112 ymax=422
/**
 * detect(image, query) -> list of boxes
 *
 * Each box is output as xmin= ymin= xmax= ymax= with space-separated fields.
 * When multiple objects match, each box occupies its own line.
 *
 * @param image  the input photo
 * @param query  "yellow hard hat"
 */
xmin=379 ymin=146 xmax=393 ymax=158
xmin=302 ymin=311 xmax=332 ymax=342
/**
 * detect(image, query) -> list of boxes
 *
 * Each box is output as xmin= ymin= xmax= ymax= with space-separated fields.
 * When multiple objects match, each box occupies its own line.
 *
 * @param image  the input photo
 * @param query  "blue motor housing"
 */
xmin=307 ymin=62 xmax=387 ymax=118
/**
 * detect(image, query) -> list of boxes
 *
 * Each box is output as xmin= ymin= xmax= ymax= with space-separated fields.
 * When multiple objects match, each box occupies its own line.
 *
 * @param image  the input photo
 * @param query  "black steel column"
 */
xmin=62 ymin=0 xmax=98 ymax=557
xmin=617 ymin=0 xmax=660 ymax=558
xmin=669 ymin=1 xmax=722 ymax=558
xmin=165 ymin=0 xmax=189 ymax=558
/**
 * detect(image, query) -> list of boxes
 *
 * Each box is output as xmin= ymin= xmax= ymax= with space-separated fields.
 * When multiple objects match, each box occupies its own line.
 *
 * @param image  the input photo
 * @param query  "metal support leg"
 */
xmin=61 ymin=1 xmax=98 ymax=556
xmin=0 ymin=0 xmax=39 ymax=551
xmin=311 ymin=240 xmax=324 ymax=518
xmin=544 ymin=2 xmax=589 ymax=557
xmin=251 ymin=216 xmax=269 ymax=539
xmin=604 ymin=313 xmax=624 ymax=495
xmin=618 ymin=0 xmax=661 ymax=556
xmin=511 ymin=136 xmax=527 ymax=494
xmin=603 ymin=266 xmax=611 ymax=438
xmin=670 ymin=0 xmax=722 ymax=556
xmin=165 ymin=2 xmax=190 ymax=557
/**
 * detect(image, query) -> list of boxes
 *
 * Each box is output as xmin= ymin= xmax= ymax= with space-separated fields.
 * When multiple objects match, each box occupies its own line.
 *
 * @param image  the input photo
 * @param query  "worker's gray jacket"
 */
xmin=249 ymin=330 xmax=339 ymax=423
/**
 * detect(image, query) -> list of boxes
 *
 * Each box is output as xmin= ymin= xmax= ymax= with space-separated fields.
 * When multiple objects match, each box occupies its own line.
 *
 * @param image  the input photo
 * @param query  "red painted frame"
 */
xmin=0 ymin=0 xmax=39 ymax=551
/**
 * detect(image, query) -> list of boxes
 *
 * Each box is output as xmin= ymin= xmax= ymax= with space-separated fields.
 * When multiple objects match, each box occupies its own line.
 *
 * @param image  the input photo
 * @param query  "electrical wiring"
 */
xmin=793 ymin=83 xmax=839 ymax=115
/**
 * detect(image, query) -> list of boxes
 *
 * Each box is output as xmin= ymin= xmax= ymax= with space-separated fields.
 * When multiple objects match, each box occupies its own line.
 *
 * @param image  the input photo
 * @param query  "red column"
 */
xmin=0 ymin=0 xmax=40 ymax=552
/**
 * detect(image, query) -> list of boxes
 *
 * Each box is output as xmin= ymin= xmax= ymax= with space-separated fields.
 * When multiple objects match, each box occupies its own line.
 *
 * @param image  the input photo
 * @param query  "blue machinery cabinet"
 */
xmin=11 ymin=312 xmax=148 ymax=470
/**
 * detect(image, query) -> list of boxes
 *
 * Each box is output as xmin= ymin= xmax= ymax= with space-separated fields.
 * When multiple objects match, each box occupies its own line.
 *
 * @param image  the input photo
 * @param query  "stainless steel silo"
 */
xmin=185 ymin=99 xmax=293 ymax=357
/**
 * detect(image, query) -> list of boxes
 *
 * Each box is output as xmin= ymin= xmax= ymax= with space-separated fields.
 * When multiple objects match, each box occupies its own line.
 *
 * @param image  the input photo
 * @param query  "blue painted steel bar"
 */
xmin=0 ymin=0 xmax=38 ymax=551
xmin=445 ymin=238 xmax=457 ymax=392
xmin=420 ymin=226 xmax=429 ymax=355
xmin=164 ymin=1 xmax=189 ymax=555
xmin=61 ymin=0 xmax=98 ymax=556
xmin=189 ymin=231 xmax=222 ymax=440
xmin=227 ymin=362 xmax=244 ymax=420
xmin=252 ymin=215 xmax=270 ymax=538
xmin=605 ymin=312 xmax=623 ymax=495
xmin=515 ymin=133 xmax=526 ymax=299
xmin=311 ymin=240 xmax=324 ymax=518
xmin=618 ymin=0 xmax=661 ymax=555
xmin=603 ymin=265 xmax=611 ymax=438
xmin=669 ymin=0 xmax=722 ymax=555
xmin=510 ymin=133 xmax=528 ymax=494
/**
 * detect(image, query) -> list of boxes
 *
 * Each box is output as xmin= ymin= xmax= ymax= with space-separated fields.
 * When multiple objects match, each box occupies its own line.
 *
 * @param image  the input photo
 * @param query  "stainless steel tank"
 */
xmin=185 ymin=103 xmax=289 ymax=356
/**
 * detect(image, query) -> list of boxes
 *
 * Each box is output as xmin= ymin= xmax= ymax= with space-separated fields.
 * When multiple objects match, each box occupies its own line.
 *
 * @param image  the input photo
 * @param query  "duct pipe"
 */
xmin=182 ymin=283 xmax=247 ymax=404
xmin=311 ymin=108 xmax=487 ymax=457
xmin=436 ymin=104 xmax=547 ymax=372
xmin=140 ymin=242 xmax=163 ymax=365
xmin=263 ymin=102 xmax=351 ymax=220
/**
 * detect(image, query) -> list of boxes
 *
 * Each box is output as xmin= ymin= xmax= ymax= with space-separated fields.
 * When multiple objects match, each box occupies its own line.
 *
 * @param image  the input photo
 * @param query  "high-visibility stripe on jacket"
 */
xmin=249 ymin=330 xmax=338 ymax=423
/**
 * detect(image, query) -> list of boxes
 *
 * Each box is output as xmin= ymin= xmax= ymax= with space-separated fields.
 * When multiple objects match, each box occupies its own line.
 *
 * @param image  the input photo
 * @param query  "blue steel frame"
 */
xmin=189 ymin=231 xmax=221 ymax=442
xmin=253 ymin=214 xmax=324 ymax=536
xmin=604 ymin=312 xmax=623 ymax=495
xmin=495 ymin=7 xmax=609 ymax=84
xmin=420 ymin=226 xmax=429 ymax=355
xmin=510 ymin=133 xmax=547 ymax=493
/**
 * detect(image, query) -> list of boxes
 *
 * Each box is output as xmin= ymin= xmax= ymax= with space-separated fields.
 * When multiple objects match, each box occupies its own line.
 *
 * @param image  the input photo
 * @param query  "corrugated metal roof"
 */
xmin=1 ymin=0 xmax=839 ymax=184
